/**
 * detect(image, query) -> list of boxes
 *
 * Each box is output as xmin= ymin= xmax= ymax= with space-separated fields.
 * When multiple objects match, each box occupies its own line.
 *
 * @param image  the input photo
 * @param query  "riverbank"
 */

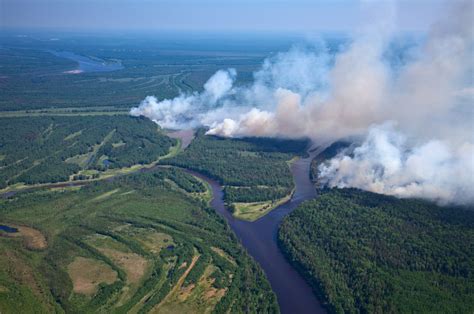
xmin=185 ymin=146 xmax=326 ymax=314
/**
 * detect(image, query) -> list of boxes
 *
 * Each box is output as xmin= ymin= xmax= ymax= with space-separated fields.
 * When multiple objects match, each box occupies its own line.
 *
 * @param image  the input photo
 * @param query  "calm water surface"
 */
xmin=49 ymin=50 xmax=123 ymax=72
xmin=0 ymin=129 xmax=326 ymax=313
xmin=0 ymin=225 xmax=18 ymax=233
xmin=186 ymin=147 xmax=326 ymax=314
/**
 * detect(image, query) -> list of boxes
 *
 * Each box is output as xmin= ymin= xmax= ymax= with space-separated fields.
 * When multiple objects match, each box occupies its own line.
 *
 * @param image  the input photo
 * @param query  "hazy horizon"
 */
xmin=1 ymin=0 xmax=447 ymax=34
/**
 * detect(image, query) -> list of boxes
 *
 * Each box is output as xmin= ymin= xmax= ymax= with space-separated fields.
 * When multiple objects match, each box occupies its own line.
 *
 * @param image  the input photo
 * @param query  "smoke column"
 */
xmin=130 ymin=0 xmax=474 ymax=205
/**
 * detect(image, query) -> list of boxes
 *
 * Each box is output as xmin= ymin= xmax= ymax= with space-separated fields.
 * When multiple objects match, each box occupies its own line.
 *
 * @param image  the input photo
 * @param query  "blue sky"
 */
xmin=1 ymin=0 xmax=446 ymax=33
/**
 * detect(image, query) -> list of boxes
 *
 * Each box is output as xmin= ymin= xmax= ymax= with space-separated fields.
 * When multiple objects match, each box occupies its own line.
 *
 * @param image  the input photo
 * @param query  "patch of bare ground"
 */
xmin=152 ymin=260 xmax=227 ymax=313
xmin=98 ymin=248 xmax=148 ymax=284
xmin=137 ymin=231 xmax=174 ymax=255
xmin=0 ymin=224 xmax=47 ymax=250
xmin=151 ymin=254 xmax=200 ymax=313
xmin=211 ymin=247 xmax=236 ymax=266
xmin=178 ymin=283 xmax=195 ymax=301
xmin=18 ymin=226 xmax=47 ymax=250
xmin=67 ymin=257 xmax=118 ymax=295
xmin=128 ymin=261 xmax=175 ymax=314
xmin=200 ymin=265 xmax=227 ymax=304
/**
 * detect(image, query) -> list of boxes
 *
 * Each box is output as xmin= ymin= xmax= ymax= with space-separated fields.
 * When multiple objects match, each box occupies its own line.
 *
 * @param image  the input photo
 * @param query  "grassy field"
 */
xmin=232 ymin=192 xmax=292 ymax=221
xmin=0 ymin=167 xmax=279 ymax=313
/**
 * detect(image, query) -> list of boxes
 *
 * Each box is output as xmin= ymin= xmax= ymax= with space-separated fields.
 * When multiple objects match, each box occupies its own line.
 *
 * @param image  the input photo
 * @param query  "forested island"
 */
xmin=163 ymin=129 xmax=309 ymax=220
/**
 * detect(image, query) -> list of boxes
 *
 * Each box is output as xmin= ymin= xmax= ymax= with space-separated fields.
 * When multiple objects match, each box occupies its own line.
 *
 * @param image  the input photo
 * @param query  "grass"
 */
xmin=232 ymin=191 xmax=293 ymax=222
xmin=67 ymin=257 xmax=118 ymax=295
xmin=136 ymin=231 xmax=175 ymax=255
xmin=211 ymin=247 xmax=236 ymax=266
xmin=230 ymin=156 xmax=299 ymax=221
xmin=0 ymin=224 xmax=48 ymax=250
xmin=0 ymin=167 xmax=278 ymax=312
xmin=65 ymin=152 xmax=90 ymax=168
xmin=91 ymin=188 xmax=120 ymax=201
xmin=153 ymin=254 xmax=201 ymax=312
xmin=64 ymin=130 xmax=83 ymax=141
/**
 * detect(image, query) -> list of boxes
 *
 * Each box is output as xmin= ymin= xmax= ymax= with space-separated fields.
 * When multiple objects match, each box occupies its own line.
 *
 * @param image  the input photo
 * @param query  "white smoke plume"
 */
xmin=130 ymin=0 xmax=473 ymax=205
xmin=318 ymin=123 xmax=474 ymax=205
xmin=130 ymin=69 xmax=236 ymax=129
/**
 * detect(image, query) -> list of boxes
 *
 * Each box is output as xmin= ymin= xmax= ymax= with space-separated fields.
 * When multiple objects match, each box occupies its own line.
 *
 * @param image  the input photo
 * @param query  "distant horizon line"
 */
xmin=0 ymin=27 xmax=425 ymax=38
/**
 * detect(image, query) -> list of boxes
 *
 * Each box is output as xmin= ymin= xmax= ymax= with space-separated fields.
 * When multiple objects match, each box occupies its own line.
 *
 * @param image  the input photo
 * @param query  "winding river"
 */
xmin=48 ymin=50 xmax=123 ymax=73
xmin=0 ymin=129 xmax=326 ymax=313
xmin=186 ymin=146 xmax=326 ymax=314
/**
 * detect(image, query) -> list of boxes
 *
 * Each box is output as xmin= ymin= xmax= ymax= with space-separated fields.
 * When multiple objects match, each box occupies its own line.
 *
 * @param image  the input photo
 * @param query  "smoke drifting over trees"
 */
xmin=131 ymin=0 xmax=473 ymax=205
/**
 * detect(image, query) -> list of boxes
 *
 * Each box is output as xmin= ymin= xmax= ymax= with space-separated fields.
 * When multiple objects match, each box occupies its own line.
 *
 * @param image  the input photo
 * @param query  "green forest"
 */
xmin=0 ymin=115 xmax=175 ymax=188
xmin=0 ymin=167 xmax=278 ymax=313
xmin=0 ymin=42 xmax=263 ymax=111
xmin=278 ymin=188 xmax=474 ymax=313
xmin=162 ymin=130 xmax=308 ymax=204
xmin=2 ymin=32 xmax=473 ymax=314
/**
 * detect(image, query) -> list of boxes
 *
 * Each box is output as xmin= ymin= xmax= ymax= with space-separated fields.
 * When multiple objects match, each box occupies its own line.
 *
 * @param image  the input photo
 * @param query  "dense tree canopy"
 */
xmin=279 ymin=188 xmax=474 ymax=313
xmin=0 ymin=116 xmax=175 ymax=187
xmin=162 ymin=129 xmax=308 ymax=203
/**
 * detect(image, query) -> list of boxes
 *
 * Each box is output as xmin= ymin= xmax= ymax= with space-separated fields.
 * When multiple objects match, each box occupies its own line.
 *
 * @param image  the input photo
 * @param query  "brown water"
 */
xmin=185 ymin=148 xmax=326 ymax=314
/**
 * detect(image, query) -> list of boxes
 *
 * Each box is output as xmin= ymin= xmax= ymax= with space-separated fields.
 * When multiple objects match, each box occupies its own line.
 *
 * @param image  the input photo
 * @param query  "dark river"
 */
xmin=186 ymin=147 xmax=326 ymax=314
xmin=0 ymin=129 xmax=325 ymax=313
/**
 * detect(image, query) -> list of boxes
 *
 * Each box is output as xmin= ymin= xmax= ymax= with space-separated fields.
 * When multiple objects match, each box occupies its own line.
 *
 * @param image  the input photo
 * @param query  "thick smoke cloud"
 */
xmin=318 ymin=123 xmax=474 ymax=205
xmin=130 ymin=0 xmax=473 ymax=205
xmin=130 ymin=69 xmax=236 ymax=129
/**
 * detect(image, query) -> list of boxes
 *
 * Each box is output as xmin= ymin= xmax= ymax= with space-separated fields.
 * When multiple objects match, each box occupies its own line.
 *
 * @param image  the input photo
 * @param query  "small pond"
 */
xmin=0 ymin=225 xmax=18 ymax=233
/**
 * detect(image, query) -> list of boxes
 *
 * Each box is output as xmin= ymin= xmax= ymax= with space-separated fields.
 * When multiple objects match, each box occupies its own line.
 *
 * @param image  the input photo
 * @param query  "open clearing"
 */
xmin=232 ymin=192 xmax=292 ymax=222
xmin=0 ymin=224 xmax=48 ymax=250
xmin=153 ymin=263 xmax=227 ymax=314
xmin=152 ymin=254 xmax=200 ymax=313
xmin=67 ymin=257 xmax=118 ymax=295
xmin=137 ymin=231 xmax=175 ymax=255
xmin=99 ymin=248 xmax=148 ymax=284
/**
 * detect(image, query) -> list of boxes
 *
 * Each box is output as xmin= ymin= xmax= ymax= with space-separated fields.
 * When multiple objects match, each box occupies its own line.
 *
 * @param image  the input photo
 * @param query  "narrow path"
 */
xmin=152 ymin=254 xmax=200 ymax=312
